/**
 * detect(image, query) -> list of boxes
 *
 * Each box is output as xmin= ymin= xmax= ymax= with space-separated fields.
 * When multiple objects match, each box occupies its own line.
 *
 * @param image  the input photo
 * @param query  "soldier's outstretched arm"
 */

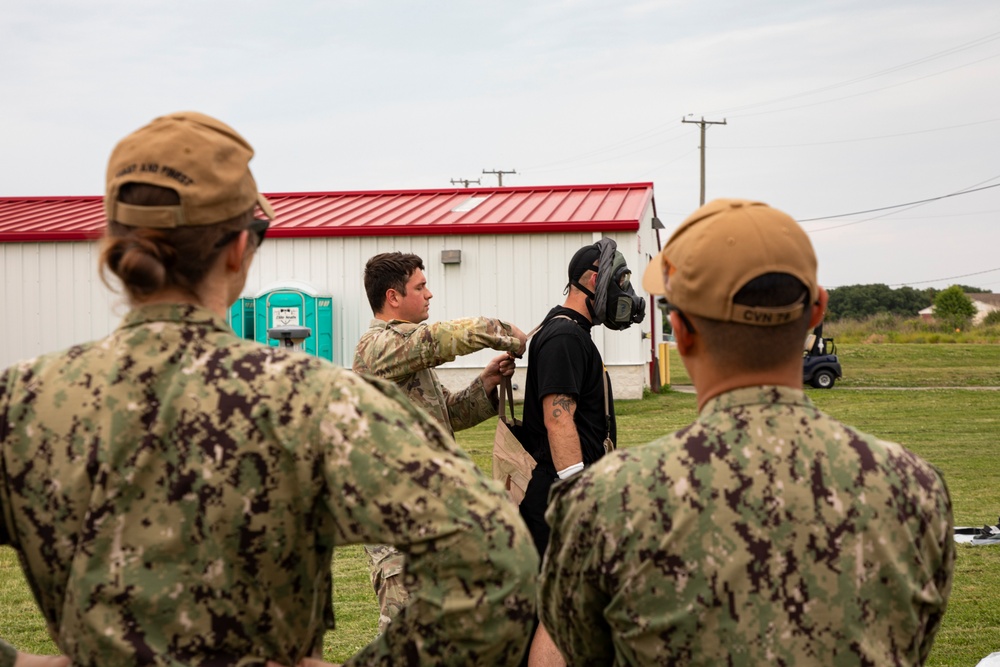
xmin=318 ymin=372 xmax=538 ymax=666
xmin=358 ymin=317 xmax=521 ymax=381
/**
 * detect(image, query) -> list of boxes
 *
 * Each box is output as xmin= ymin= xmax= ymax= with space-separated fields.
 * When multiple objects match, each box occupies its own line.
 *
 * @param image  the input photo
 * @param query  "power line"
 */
xmin=888 ymin=266 xmax=1000 ymax=288
xmin=715 ymin=117 xmax=1000 ymax=150
xmin=706 ymin=30 xmax=1000 ymax=118
xmin=800 ymin=182 xmax=1000 ymax=226
xmin=513 ymin=28 xmax=1000 ymax=178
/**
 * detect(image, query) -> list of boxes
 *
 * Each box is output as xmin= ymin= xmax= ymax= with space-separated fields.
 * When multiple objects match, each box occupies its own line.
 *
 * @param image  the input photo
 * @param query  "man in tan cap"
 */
xmin=537 ymin=199 xmax=955 ymax=665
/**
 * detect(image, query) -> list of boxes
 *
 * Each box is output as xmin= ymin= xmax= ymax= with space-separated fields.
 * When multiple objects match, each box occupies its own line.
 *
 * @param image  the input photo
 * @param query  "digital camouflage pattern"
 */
xmin=0 ymin=304 xmax=538 ymax=667
xmin=540 ymin=386 xmax=955 ymax=666
xmin=353 ymin=316 xmax=522 ymax=629
xmin=352 ymin=317 xmax=521 ymax=438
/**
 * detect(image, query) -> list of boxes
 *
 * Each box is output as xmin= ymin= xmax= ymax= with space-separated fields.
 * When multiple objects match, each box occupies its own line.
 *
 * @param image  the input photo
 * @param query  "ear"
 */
xmin=808 ymin=286 xmax=829 ymax=329
xmin=385 ymin=288 xmax=400 ymax=308
xmin=224 ymin=230 xmax=251 ymax=272
xmin=671 ymin=311 xmax=696 ymax=355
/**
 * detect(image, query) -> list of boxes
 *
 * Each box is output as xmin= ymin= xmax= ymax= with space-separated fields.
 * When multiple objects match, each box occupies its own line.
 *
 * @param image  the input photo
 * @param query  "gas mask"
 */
xmin=575 ymin=238 xmax=647 ymax=331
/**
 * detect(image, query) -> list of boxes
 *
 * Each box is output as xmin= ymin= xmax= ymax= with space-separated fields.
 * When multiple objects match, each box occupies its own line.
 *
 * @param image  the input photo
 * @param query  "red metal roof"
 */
xmin=0 ymin=183 xmax=654 ymax=243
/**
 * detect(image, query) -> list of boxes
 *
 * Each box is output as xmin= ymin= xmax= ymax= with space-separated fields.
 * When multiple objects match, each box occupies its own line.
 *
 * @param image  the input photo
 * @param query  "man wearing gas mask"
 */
xmin=518 ymin=238 xmax=645 ymax=667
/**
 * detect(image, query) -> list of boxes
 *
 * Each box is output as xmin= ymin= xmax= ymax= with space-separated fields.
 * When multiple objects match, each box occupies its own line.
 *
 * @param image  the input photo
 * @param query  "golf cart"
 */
xmin=803 ymin=323 xmax=842 ymax=389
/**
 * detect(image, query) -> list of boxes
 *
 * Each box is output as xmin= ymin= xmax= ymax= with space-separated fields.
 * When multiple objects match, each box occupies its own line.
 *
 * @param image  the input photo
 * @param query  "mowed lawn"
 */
xmin=1 ymin=343 xmax=998 ymax=665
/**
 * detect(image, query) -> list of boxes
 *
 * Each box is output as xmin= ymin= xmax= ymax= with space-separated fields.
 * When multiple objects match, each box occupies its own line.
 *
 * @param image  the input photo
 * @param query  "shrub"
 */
xmin=933 ymin=286 xmax=977 ymax=330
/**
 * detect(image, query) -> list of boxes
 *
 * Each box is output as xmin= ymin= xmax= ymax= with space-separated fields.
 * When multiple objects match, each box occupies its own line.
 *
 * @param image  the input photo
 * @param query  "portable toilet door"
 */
xmin=228 ymin=297 xmax=256 ymax=340
xmin=253 ymin=281 xmax=334 ymax=362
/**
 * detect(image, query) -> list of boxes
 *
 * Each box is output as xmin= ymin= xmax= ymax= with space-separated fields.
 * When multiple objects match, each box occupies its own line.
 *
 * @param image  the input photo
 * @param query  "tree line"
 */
xmin=826 ymin=283 xmax=987 ymax=325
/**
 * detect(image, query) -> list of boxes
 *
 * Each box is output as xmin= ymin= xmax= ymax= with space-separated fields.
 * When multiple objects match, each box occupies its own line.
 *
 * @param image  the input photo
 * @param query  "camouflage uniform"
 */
xmin=0 ymin=304 xmax=538 ymax=667
xmin=353 ymin=316 xmax=522 ymax=632
xmin=353 ymin=317 xmax=521 ymax=437
xmin=540 ymin=386 xmax=954 ymax=666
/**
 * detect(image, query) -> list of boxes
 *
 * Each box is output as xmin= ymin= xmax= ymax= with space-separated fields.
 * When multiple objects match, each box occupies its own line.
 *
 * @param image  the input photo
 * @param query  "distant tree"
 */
xmin=951 ymin=284 xmax=987 ymax=293
xmin=826 ymin=284 xmax=932 ymax=321
xmin=982 ymin=309 xmax=1000 ymax=326
xmin=933 ymin=286 xmax=977 ymax=329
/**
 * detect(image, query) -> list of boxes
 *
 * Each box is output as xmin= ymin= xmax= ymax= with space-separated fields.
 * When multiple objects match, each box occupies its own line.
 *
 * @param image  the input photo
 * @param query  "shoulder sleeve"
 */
xmin=354 ymin=318 xmax=519 ymax=382
xmin=0 ymin=371 xmax=19 ymax=665
xmin=0 ymin=367 xmax=14 ymax=548
xmin=539 ymin=464 xmax=618 ymax=665
xmin=315 ymin=371 xmax=539 ymax=664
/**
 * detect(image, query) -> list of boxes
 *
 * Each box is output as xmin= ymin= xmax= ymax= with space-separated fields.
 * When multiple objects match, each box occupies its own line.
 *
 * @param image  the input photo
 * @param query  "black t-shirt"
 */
xmin=521 ymin=306 xmax=616 ymax=471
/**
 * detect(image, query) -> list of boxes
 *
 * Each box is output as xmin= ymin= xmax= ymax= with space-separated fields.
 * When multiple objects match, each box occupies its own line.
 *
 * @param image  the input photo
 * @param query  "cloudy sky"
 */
xmin=3 ymin=0 xmax=998 ymax=290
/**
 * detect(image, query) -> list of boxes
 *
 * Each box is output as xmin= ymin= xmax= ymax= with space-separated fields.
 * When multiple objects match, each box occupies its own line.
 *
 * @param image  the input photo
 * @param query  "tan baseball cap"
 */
xmin=642 ymin=198 xmax=818 ymax=326
xmin=105 ymin=111 xmax=275 ymax=228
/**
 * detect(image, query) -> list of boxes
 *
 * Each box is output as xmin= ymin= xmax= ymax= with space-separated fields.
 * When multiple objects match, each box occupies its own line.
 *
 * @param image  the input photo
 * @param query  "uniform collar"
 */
xmin=700 ymin=385 xmax=812 ymax=416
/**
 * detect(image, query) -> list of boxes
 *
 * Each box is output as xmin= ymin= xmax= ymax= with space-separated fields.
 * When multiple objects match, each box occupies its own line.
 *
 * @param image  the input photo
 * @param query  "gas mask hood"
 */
xmin=573 ymin=238 xmax=647 ymax=331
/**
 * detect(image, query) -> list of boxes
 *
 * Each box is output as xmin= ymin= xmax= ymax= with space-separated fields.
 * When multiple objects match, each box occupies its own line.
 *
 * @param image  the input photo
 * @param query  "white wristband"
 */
xmin=556 ymin=462 xmax=584 ymax=480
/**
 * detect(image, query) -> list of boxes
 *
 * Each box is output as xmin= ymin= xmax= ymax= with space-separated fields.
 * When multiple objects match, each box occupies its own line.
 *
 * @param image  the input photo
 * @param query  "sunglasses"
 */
xmin=656 ymin=296 xmax=696 ymax=334
xmin=214 ymin=218 xmax=270 ymax=250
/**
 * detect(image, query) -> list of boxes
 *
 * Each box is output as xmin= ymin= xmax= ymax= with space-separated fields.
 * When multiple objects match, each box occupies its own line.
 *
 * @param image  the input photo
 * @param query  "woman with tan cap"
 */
xmin=0 ymin=112 xmax=537 ymax=667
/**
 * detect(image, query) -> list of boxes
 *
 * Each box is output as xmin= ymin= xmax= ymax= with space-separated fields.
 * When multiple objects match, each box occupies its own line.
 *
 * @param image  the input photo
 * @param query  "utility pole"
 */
xmin=482 ymin=168 xmax=516 ymax=187
xmin=681 ymin=116 xmax=727 ymax=205
xmin=450 ymin=178 xmax=481 ymax=188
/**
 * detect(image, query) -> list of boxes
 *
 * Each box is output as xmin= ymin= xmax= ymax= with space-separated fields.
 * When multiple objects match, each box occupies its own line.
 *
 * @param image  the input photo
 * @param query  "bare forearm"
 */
xmin=543 ymin=394 xmax=582 ymax=470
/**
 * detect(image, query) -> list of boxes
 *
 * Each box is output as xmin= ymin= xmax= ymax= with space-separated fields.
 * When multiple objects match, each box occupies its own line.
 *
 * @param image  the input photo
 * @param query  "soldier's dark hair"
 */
xmin=364 ymin=252 xmax=425 ymax=315
xmin=99 ymin=183 xmax=255 ymax=303
xmin=691 ymin=273 xmax=813 ymax=372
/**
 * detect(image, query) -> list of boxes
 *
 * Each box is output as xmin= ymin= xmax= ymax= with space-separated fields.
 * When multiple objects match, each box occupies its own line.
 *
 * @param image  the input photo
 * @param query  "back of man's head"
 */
xmin=364 ymin=252 xmax=425 ymax=315
xmin=643 ymin=199 xmax=819 ymax=371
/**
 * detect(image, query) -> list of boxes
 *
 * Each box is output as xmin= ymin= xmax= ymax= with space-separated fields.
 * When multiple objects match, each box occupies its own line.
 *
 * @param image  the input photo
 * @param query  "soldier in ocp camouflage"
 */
xmin=362 ymin=545 xmax=406 ymax=632
xmin=539 ymin=198 xmax=954 ymax=666
xmin=353 ymin=316 xmax=522 ymax=436
xmin=353 ymin=252 xmax=527 ymax=635
xmin=0 ymin=303 xmax=539 ymax=667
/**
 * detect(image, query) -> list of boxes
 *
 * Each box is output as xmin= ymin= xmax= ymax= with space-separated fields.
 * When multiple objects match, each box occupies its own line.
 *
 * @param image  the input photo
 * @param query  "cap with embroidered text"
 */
xmin=105 ymin=111 xmax=275 ymax=229
xmin=642 ymin=198 xmax=818 ymax=326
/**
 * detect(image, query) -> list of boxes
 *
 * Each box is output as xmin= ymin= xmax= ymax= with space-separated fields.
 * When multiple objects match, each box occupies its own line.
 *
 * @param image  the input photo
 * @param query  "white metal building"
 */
xmin=0 ymin=183 xmax=662 ymax=398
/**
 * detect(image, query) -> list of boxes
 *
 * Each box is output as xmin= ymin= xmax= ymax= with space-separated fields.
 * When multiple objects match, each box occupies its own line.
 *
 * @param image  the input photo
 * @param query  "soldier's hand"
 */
xmin=509 ymin=324 xmax=528 ymax=358
xmin=480 ymin=354 xmax=510 ymax=393
xmin=498 ymin=354 xmax=516 ymax=377
xmin=14 ymin=653 xmax=70 ymax=667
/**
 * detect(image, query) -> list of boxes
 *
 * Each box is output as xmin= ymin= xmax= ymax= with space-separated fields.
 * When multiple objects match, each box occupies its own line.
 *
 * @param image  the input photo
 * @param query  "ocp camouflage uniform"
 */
xmin=353 ymin=316 xmax=522 ymax=632
xmin=353 ymin=317 xmax=521 ymax=436
xmin=540 ymin=386 xmax=954 ymax=666
xmin=0 ymin=304 xmax=538 ymax=667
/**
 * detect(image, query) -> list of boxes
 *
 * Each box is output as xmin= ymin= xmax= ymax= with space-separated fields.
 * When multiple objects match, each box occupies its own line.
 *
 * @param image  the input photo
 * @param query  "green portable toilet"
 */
xmin=228 ymin=297 xmax=256 ymax=340
xmin=252 ymin=281 xmax=334 ymax=362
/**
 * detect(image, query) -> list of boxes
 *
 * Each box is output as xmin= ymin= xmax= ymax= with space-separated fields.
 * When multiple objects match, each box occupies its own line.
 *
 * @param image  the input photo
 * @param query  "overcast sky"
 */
xmin=3 ymin=0 xmax=999 ymax=291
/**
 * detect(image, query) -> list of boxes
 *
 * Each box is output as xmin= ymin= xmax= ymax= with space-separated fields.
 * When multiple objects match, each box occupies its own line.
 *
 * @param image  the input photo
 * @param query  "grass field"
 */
xmin=2 ymin=343 xmax=998 ymax=664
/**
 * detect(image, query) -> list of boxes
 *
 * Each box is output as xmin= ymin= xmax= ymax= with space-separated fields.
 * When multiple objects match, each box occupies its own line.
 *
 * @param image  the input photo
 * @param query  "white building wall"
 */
xmin=1 ymin=212 xmax=660 ymax=398
xmin=0 ymin=241 xmax=122 ymax=368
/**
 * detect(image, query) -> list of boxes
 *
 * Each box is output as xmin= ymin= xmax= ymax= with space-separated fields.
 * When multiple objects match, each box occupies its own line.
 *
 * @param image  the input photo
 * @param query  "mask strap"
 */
xmin=571 ymin=280 xmax=599 ymax=322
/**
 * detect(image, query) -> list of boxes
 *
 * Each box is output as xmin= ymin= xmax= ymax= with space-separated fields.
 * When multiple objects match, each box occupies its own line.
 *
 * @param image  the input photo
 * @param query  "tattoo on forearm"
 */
xmin=550 ymin=394 xmax=576 ymax=419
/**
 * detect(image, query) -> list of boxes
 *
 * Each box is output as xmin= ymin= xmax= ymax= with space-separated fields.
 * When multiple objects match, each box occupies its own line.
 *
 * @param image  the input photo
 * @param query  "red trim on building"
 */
xmin=0 ymin=183 xmax=653 ymax=243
